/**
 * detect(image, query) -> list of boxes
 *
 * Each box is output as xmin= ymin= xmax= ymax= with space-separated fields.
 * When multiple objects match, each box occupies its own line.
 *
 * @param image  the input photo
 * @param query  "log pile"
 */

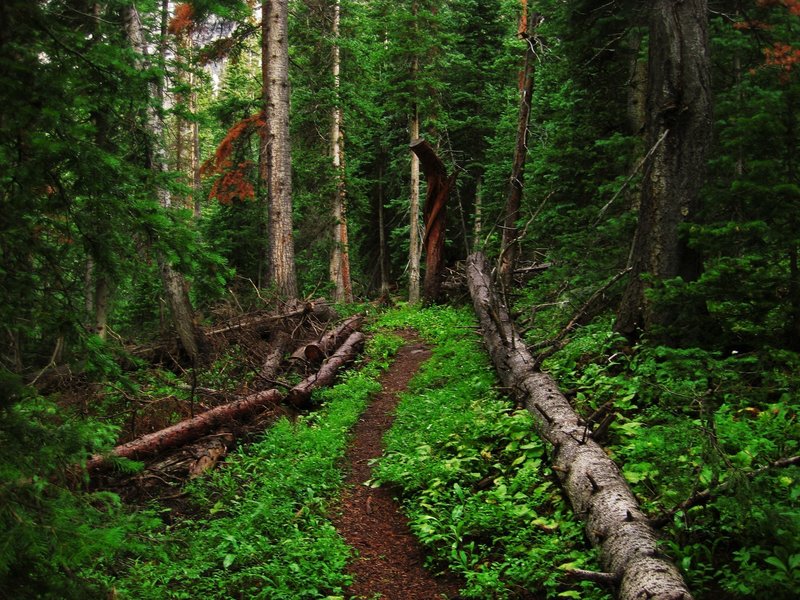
xmin=88 ymin=313 xmax=366 ymax=483
xmin=466 ymin=252 xmax=692 ymax=600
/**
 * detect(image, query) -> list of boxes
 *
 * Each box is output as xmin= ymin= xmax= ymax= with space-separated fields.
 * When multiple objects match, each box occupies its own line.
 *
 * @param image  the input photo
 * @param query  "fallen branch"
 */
xmin=86 ymin=389 xmax=282 ymax=472
xmin=286 ymin=331 xmax=366 ymax=408
xmin=466 ymin=251 xmax=692 ymax=600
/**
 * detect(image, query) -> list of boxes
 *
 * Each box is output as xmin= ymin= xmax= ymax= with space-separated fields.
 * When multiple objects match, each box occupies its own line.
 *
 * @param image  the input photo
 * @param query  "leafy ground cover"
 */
xmin=373 ymin=305 xmax=610 ymax=599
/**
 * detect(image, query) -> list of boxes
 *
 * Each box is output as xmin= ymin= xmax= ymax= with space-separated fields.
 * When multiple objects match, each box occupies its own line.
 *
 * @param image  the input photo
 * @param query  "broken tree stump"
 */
xmin=466 ymin=251 xmax=692 ymax=600
xmin=410 ymin=138 xmax=457 ymax=305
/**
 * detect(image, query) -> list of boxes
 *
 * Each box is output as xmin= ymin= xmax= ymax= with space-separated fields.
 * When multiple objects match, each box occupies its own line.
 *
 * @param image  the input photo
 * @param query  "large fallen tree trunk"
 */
xmin=286 ymin=331 xmax=366 ymax=408
xmin=86 ymin=389 xmax=282 ymax=472
xmin=466 ymin=252 xmax=692 ymax=600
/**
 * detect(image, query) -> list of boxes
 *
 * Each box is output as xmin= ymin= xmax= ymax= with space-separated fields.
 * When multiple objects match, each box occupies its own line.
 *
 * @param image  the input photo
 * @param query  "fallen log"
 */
xmin=465 ymin=252 xmax=692 ymax=600
xmin=257 ymin=330 xmax=293 ymax=386
xmin=286 ymin=331 xmax=366 ymax=408
xmin=289 ymin=315 xmax=364 ymax=368
xmin=86 ymin=389 xmax=282 ymax=472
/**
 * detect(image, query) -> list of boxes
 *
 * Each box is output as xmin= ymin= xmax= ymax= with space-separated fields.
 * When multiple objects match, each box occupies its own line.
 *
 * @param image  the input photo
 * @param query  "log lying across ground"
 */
xmin=286 ymin=331 xmax=366 ymax=408
xmin=466 ymin=252 xmax=692 ymax=600
xmin=289 ymin=315 xmax=364 ymax=368
xmin=86 ymin=389 xmax=282 ymax=472
xmin=88 ymin=317 xmax=367 ymax=474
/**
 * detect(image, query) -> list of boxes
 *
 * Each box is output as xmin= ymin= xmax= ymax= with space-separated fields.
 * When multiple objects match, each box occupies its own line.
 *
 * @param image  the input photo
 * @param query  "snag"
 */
xmin=466 ymin=251 xmax=693 ymax=600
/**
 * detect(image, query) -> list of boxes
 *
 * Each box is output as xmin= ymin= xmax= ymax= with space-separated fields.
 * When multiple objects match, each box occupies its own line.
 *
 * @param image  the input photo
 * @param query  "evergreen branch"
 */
xmin=651 ymin=454 xmax=800 ymax=527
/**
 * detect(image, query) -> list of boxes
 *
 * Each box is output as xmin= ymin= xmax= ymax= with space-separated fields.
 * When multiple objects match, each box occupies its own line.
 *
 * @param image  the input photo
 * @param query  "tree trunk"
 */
xmin=410 ymin=138 xmax=456 ymax=304
xmin=466 ymin=252 xmax=693 ymax=600
xmin=124 ymin=4 xmax=205 ymax=363
xmin=288 ymin=315 xmax=363 ymax=369
xmin=498 ymin=11 xmax=540 ymax=290
xmin=86 ymin=389 xmax=283 ymax=472
xmin=409 ymin=100 xmax=421 ymax=303
xmin=377 ymin=162 xmax=391 ymax=299
xmin=265 ymin=0 xmax=298 ymax=298
xmin=615 ymin=0 xmax=712 ymax=338
xmin=329 ymin=0 xmax=353 ymax=304
xmin=285 ymin=331 xmax=365 ymax=408
xmin=472 ymin=176 xmax=483 ymax=252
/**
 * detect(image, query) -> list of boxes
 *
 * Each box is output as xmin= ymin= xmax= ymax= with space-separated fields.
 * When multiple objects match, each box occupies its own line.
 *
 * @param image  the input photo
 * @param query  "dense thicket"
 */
xmin=1 ymin=0 xmax=798 ymax=597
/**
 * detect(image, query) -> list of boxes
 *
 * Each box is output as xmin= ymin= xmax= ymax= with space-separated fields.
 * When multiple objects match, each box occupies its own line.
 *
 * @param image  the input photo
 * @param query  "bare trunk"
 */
xmin=266 ymin=0 xmax=298 ymax=298
xmin=409 ymin=101 xmax=421 ymax=303
xmin=472 ymin=176 xmax=483 ymax=252
xmin=124 ymin=4 xmax=205 ymax=363
xmin=499 ymin=12 xmax=540 ymax=290
xmin=329 ymin=0 xmax=353 ymax=303
xmin=466 ymin=252 xmax=693 ymax=600
xmin=615 ymin=0 xmax=712 ymax=338
xmin=378 ymin=163 xmax=390 ymax=298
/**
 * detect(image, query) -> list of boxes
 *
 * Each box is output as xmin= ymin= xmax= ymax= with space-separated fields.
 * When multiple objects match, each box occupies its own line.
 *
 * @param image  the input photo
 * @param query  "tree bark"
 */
xmin=410 ymin=138 xmax=456 ymax=304
xmin=286 ymin=331 xmax=365 ymax=408
xmin=498 ymin=11 xmax=540 ymax=290
xmin=124 ymin=4 xmax=205 ymax=363
xmin=86 ymin=389 xmax=283 ymax=472
xmin=409 ymin=100 xmax=421 ymax=303
xmin=466 ymin=252 xmax=693 ymax=600
xmin=266 ymin=0 xmax=298 ymax=298
xmin=329 ymin=0 xmax=353 ymax=304
xmin=615 ymin=0 xmax=712 ymax=338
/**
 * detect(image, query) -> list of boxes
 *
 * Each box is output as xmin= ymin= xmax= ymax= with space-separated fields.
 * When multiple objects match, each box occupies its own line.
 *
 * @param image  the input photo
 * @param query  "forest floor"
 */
xmin=332 ymin=331 xmax=464 ymax=600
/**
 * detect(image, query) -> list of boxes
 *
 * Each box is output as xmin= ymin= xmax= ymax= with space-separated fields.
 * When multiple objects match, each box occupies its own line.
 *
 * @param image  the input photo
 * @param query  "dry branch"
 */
xmin=466 ymin=251 xmax=692 ymax=600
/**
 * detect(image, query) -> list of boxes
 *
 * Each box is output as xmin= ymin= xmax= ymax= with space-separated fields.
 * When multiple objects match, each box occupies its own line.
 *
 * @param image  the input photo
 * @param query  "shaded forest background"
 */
xmin=1 ymin=0 xmax=798 ymax=598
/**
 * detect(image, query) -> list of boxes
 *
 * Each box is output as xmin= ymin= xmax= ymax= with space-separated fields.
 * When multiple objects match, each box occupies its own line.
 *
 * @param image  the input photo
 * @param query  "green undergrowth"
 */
xmin=539 ymin=318 xmax=800 ymax=598
xmin=373 ymin=304 xmax=610 ymax=599
xmin=101 ymin=331 xmax=404 ymax=599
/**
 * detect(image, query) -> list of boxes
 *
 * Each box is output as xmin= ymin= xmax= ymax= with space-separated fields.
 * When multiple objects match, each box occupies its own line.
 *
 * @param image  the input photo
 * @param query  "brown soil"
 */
xmin=333 ymin=332 xmax=463 ymax=600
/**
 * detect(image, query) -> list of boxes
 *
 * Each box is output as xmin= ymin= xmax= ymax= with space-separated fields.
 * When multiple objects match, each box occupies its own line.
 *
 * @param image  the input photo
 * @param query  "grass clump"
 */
xmin=373 ymin=305 xmax=609 ymax=599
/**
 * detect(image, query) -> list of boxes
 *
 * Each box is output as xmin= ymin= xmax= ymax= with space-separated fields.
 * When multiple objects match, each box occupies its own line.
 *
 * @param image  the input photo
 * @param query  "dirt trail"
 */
xmin=333 ymin=333 xmax=463 ymax=600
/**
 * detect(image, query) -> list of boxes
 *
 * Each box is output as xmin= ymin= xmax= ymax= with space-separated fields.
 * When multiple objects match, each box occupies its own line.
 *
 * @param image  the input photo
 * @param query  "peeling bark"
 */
xmin=466 ymin=252 xmax=692 ymax=600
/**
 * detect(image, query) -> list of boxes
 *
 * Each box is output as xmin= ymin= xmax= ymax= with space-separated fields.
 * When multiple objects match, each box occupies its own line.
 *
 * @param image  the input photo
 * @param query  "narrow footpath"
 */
xmin=333 ymin=333 xmax=463 ymax=600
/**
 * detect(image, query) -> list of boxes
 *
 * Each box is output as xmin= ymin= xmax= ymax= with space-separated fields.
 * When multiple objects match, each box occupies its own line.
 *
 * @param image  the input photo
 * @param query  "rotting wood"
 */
xmin=286 ymin=331 xmax=366 ymax=408
xmin=466 ymin=251 xmax=693 ymax=600
xmin=86 ymin=389 xmax=282 ymax=472
xmin=257 ymin=330 xmax=292 ymax=387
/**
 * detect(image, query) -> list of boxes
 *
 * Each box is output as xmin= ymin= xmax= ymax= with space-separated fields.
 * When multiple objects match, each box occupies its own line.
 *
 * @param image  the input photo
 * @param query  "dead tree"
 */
xmin=466 ymin=251 xmax=692 ymax=600
xmin=410 ymin=138 xmax=457 ymax=304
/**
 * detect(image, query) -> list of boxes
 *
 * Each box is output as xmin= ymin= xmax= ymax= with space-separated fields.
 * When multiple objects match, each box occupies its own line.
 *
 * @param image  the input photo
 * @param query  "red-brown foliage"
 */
xmin=201 ymin=113 xmax=266 ymax=204
xmin=168 ymin=3 xmax=195 ymax=36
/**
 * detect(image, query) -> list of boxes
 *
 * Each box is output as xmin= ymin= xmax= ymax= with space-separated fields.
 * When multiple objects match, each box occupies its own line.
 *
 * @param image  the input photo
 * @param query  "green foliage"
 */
xmin=0 ymin=381 xmax=158 ymax=598
xmin=374 ymin=306 xmax=609 ymax=599
xmin=108 ymin=332 xmax=403 ymax=599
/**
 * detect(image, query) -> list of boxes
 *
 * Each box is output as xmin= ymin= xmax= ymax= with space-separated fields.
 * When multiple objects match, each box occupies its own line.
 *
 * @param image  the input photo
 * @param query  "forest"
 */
xmin=1 ymin=0 xmax=798 ymax=598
